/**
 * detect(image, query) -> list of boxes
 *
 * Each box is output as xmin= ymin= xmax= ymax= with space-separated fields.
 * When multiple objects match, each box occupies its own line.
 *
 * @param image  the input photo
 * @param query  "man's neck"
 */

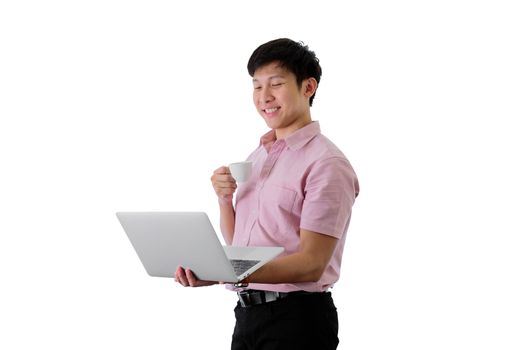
xmin=275 ymin=115 xmax=312 ymax=140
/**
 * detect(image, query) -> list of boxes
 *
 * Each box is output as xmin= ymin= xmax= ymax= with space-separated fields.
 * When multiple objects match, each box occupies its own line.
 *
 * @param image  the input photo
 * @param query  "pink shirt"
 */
xmin=232 ymin=121 xmax=359 ymax=292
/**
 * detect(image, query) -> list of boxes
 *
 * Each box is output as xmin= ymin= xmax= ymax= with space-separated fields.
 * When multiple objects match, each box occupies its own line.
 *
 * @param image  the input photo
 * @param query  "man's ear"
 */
xmin=303 ymin=77 xmax=318 ymax=99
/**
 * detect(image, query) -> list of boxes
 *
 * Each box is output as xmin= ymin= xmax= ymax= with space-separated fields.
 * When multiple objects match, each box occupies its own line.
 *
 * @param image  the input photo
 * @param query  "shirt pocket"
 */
xmin=258 ymin=184 xmax=299 ymax=238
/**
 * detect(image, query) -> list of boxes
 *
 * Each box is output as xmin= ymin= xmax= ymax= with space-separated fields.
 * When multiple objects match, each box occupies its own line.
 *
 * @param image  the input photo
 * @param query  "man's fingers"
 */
xmin=213 ymin=166 xmax=231 ymax=175
xmin=174 ymin=266 xmax=181 ymax=282
xmin=186 ymin=269 xmax=217 ymax=287
xmin=211 ymin=171 xmax=237 ymax=201
xmin=176 ymin=267 xmax=217 ymax=288
xmin=176 ymin=266 xmax=189 ymax=287
xmin=215 ymin=181 xmax=237 ymax=189
xmin=216 ymin=183 xmax=237 ymax=193
xmin=213 ymin=174 xmax=236 ymax=185
xmin=186 ymin=269 xmax=198 ymax=287
xmin=175 ymin=267 xmax=200 ymax=287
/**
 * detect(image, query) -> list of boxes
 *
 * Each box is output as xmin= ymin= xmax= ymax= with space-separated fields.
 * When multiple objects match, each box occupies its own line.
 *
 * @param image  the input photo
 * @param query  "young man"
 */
xmin=175 ymin=38 xmax=359 ymax=349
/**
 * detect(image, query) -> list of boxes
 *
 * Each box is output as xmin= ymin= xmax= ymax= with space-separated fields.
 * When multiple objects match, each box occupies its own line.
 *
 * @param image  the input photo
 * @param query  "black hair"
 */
xmin=247 ymin=38 xmax=322 ymax=106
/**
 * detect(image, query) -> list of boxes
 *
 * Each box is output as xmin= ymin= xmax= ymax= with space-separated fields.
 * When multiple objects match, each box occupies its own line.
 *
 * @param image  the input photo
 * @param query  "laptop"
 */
xmin=116 ymin=212 xmax=284 ymax=283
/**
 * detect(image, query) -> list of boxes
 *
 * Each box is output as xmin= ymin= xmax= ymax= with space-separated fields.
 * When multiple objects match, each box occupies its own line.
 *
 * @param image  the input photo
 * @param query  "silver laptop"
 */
xmin=116 ymin=212 xmax=284 ymax=283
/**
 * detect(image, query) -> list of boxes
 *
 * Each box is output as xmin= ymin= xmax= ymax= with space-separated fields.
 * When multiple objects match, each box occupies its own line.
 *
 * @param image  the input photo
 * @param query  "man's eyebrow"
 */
xmin=252 ymin=75 xmax=286 ymax=82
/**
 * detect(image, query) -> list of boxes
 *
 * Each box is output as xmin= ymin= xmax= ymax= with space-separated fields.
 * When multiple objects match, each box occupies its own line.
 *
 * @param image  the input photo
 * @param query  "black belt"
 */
xmin=237 ymin=289 xmax=320 ymax=308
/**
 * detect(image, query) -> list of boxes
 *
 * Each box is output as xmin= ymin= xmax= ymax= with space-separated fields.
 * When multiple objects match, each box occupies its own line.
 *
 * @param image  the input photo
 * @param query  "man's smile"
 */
xmin=263 ymin=107 xmax=281 ymax=115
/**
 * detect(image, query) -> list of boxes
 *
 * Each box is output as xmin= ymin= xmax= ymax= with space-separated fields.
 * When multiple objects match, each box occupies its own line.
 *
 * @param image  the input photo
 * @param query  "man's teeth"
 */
xmin=265 ymin=108 xmax=278 ymax=113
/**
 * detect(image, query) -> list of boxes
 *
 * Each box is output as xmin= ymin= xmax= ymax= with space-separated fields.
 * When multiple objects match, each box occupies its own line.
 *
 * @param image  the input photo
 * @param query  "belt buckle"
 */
xmin=238 ymin=290 xmax=283 ymax=307
xmin=264 ymin=291 xmax=278 ymax=302
xmin=238 ymin=290 xmax=268 ymax=307
xmin=238 ymin=291 xmax=251 ymax=307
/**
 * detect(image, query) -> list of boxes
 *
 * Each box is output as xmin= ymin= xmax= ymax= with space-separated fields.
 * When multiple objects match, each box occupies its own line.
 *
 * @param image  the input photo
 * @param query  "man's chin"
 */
xmin=262 ymin=117 xmax=280 ymax=130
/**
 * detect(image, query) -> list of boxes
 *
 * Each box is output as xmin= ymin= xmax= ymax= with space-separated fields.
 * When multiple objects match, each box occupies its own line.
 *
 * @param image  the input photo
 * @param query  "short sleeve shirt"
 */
xmin=232 ymin=121 xmax=359 ymax=292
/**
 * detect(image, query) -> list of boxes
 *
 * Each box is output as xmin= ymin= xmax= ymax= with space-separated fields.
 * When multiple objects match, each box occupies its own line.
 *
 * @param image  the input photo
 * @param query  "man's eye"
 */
xmin=271 ymin=83 xmax=283 ymax=87
xmin=254 ymin=86 xmax=262 ymax=90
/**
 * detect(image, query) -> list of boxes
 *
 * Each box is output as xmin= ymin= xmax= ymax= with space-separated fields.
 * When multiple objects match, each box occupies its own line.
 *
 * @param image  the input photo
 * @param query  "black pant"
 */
xmin=231 ymin=292 xmax=339 ymax=350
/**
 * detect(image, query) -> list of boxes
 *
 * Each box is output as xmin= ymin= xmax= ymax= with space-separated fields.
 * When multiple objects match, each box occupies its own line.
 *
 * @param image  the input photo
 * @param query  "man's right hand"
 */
xmin=210 ymin=166 xmax=237 ymax=205
xmin=174 ymin=266 xmax=217 ymax=287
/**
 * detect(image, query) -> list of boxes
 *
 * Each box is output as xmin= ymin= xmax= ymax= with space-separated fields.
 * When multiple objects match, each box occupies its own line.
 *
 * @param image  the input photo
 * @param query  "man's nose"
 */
xmin=260 ymin=87 xmax=274 ymax=103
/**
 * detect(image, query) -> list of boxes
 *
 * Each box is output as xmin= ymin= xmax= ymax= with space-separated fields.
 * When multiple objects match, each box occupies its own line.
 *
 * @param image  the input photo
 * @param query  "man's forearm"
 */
xmin=243 ymin=229 xmax=338 ymax=284
xmin=219 ymin=200 xmax=235 ymax=245
xmin=243 ymin=252 xmax=325 ymax=284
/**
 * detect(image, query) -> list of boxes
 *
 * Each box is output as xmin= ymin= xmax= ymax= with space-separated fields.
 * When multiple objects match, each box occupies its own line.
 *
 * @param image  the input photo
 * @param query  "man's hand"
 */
xmin=174 ymin=266 xmax=217 ymax=287
xmin=210 ymin=166 xmax=237 ymax=205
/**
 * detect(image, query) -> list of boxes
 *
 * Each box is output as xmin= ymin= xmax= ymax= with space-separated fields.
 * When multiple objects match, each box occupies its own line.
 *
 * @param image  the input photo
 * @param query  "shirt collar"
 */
xmin=259 ymin=121 xmax=321 ymax=152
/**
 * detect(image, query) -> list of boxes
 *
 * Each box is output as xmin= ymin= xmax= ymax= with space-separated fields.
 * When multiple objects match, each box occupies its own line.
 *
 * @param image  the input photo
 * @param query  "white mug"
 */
xmin=229 ymin=161 xmax=252 ymax=183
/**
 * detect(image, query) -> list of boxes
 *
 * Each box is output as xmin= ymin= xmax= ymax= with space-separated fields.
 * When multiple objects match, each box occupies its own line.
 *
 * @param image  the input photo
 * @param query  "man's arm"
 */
xmin=243 ymin=228 xmax=338 ymax=284
xmin=175 ymin=228 xmax=336 ymax=287
xmin=211 ymin=166 xmax=237 ymax=244
xmin=218 ymin=201 xmax=235 ymax=245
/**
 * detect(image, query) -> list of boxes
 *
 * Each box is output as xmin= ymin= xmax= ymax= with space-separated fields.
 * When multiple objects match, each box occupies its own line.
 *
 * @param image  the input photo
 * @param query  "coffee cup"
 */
xmin=229 ymin=161 xmax=252 ymax=183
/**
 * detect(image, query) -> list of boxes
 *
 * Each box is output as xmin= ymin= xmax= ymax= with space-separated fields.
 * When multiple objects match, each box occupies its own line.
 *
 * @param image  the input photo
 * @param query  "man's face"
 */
xmin=252 ymin=62 xmax=313 ymax=138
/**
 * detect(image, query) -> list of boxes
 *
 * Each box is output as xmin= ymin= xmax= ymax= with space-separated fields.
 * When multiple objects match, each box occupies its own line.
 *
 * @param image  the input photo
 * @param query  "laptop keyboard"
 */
xmin=230 ymin=259 xmax=261 ymax=276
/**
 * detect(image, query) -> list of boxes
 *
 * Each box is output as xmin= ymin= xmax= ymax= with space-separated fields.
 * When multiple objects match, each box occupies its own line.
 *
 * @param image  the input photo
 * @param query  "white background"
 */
xmin=1 ymin=1 xmax=523 ymax=349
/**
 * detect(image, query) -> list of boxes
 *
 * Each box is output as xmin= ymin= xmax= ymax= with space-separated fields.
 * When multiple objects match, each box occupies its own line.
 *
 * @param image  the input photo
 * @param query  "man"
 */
xmin=175 ymin=38 xmax=359 ymax=349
